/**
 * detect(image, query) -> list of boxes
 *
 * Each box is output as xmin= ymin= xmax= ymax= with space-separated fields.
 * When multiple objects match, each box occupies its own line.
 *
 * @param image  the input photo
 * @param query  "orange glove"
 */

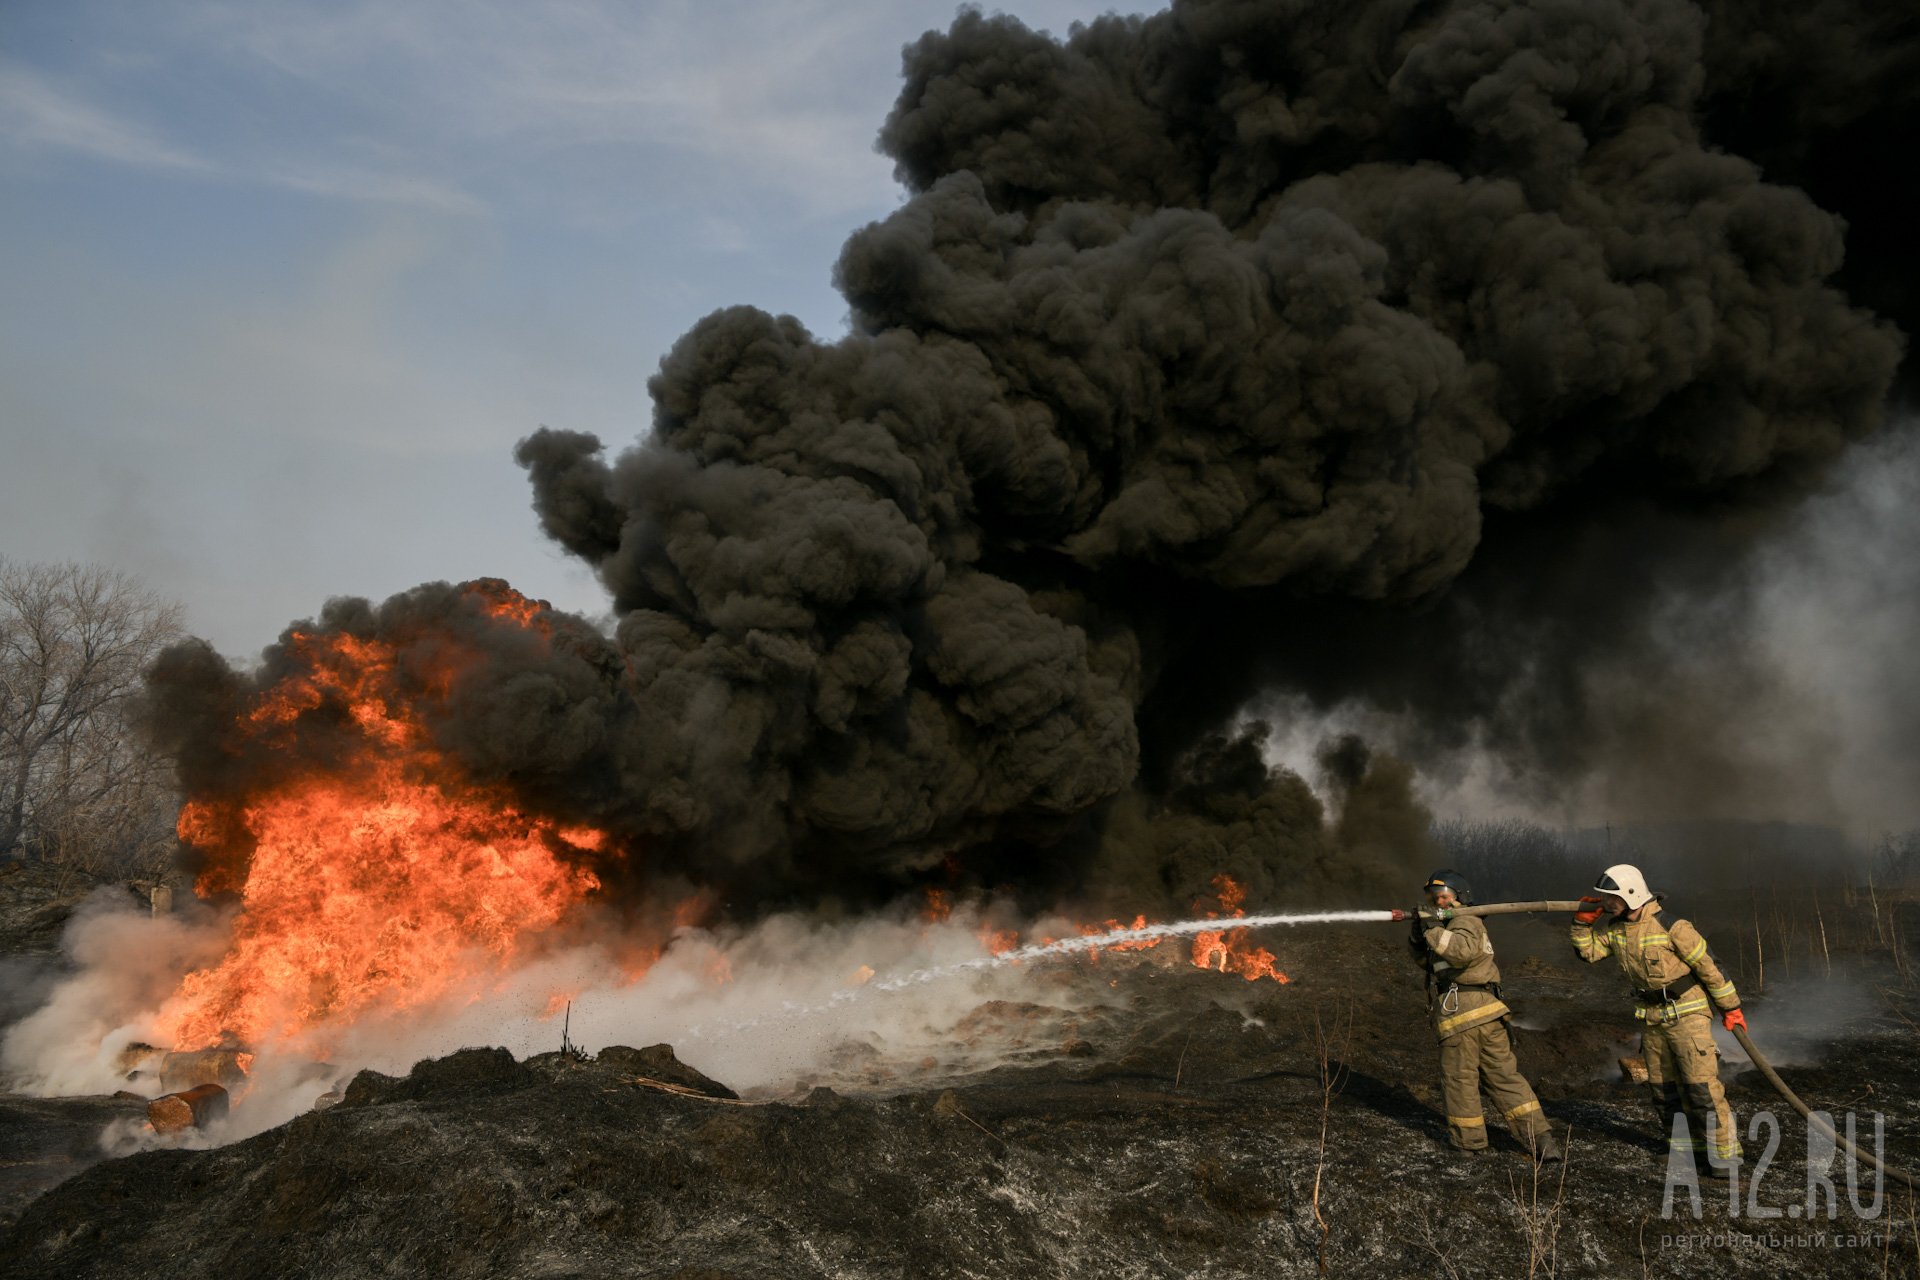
xmin=1723 ymin=1009 xmax=1747 ymax=1033
xmin=1573 ymin=896 xmax=1605 ymax=925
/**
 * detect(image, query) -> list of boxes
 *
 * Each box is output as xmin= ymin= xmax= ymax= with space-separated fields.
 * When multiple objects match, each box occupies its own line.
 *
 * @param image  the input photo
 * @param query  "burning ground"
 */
xmin=7 ymin=907 xmax=1920 ymax=1278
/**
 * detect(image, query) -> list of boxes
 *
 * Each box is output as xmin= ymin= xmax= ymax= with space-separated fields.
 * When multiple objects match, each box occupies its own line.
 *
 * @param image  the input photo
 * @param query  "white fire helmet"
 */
xmin=1594 ymin=864 xmax=1655 ymax=911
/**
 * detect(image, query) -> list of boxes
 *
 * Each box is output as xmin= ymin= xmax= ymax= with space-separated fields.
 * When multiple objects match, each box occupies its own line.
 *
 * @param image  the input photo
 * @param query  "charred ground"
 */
xmin=5 ymin=906 xmax=1920 ymax=1279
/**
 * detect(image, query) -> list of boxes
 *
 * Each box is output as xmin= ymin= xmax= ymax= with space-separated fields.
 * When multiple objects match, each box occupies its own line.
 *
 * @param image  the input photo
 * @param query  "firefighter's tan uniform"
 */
xmin=1570 ymin=906 xmax=1742 ymax=1164
xmin=1413 ymin=913 xmax=1552 ymax=1151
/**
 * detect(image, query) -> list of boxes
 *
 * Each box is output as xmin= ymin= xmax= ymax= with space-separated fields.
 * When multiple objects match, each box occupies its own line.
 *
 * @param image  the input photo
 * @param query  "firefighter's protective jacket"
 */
xmin=1414 ymin=913 xmax=1508 ymax=1040
xmin=1569 ymin=905 xmax=1739 ymax=1023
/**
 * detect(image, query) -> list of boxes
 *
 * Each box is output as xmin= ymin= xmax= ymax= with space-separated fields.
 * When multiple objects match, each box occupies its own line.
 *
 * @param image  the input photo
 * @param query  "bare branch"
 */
xmin=0 ymin=556 xmax=185 ymax=874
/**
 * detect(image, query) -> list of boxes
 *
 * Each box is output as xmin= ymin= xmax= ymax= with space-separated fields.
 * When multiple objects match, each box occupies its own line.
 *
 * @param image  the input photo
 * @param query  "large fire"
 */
xmin=148 ymin=582 xmax=1286 ymax=1073
xmin=154 ymin=583 xmax=608 ymax=1057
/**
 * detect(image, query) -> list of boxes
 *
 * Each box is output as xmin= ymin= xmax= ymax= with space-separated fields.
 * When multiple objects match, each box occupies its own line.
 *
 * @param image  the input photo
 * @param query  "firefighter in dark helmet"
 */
xmin=1571 ymin=864 xmax=1743 ymax=1177
xmin=1410 ymin=870 xmax=1563 ymax=1160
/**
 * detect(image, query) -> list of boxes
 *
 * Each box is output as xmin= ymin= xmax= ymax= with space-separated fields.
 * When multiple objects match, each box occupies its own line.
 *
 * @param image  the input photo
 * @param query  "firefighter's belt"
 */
xmin=1632 ymin=978 xmax=1703 ymax=1005
xmin=1445 ymin=981 xmax=1501 ymax=997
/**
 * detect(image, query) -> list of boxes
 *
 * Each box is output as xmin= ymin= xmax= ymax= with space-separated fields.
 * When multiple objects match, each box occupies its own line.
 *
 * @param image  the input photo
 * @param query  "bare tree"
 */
xmin=0 ymin=558 xmax=184 ymax=876
xmin=1307 ymin=996 xmax=1354 ymax=1272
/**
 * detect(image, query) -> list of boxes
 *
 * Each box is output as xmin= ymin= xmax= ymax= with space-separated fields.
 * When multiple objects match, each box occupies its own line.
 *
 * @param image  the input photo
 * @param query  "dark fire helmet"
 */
xmin=1423 ymin=869 xmax=1474 ymax=905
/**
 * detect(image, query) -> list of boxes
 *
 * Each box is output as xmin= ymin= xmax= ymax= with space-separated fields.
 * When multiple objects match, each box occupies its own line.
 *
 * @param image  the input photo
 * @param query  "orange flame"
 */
xmin=1190 ymin=874 xmax=1289 ymax=983
xmin=1076 ymin=915 xmax=1164 ymax=953
xmin=958 ymin=877 xmax=1286 ymax=983
xmin=978 ymin=926 xmax=1020 ymax=956
xmin=923 ymin=888 xmax=952 ymax=923
xmin=154 ymin=584 xmax=610 ymax=1055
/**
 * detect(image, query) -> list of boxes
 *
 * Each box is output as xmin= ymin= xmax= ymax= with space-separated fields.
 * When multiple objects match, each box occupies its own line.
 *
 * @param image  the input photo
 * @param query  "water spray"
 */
xmin=685 ymin=903 xmax=1581 ymax=1042
xmin=679 ymin=896 xmax=1919 ymax=1186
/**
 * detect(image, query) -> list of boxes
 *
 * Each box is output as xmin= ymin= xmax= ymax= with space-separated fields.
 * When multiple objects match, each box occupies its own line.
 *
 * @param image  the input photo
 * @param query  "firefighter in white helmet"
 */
xmin=1570 ymin=864 xmax=1744 ymax=1177
xmin=1411 ymin=870 xmax=1563 ymax=1160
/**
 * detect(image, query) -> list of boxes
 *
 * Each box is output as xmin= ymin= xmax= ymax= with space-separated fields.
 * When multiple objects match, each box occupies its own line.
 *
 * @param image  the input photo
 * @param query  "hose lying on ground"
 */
xmin=1728 ymin=1024 xmax=1915 ymax=1189
xmin=1403 ymin=899 xmax=1917 ymax=1186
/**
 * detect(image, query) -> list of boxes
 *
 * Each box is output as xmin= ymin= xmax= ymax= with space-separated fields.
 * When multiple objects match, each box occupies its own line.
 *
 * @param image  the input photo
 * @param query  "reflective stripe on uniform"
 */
xmin=1448 ymin=1114 xmax=1486 ymax=1127
xmin=1636 ymin=997 xmax=1710 ymax=1022
xmin=1436 ymin=1000 xmax=1511 ymax=1033
xmin=1707 ymin=981 xmax=1736 ymax=999
xmin=1638 ymin=934 xmax=1670 ymax=947
xmin=1503 ymin=1100 xmax=1542 ymax=1121
xmin=1681 ymin=937 xmax=1708 ymax=964
xmin=1430 ymin=928 xmax=1457 ymax=953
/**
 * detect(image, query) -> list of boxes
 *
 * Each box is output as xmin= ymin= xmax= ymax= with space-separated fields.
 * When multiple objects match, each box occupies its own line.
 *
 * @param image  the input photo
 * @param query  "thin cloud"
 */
xmin=0 ymin=62 xmax=207 ymax=171
xmin=262 ymin=163 xmax=485 ymax=216
xmin=182 ymin=0 xmax=951 ymax=212
xmin=7 ymin=1 xmax=1139 ymax=219
xmin=0 ymin=58 xmax=482 ymax=214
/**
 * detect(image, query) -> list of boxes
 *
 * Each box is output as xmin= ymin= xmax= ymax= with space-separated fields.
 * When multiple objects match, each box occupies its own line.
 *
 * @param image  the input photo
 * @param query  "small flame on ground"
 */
xmin=1078 ymin=915 xmax=1163 ymax=953
xmin=687 ymin=904 xmax=1392 ymax=1043
xmin=1188 ymin=874 xmax=1289 ymax=983
xmin=978 ymin=926 xmax=1019 ymax=955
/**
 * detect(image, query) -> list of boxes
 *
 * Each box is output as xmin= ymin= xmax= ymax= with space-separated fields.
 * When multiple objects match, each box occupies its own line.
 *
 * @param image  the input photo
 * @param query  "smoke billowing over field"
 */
xmin=5 ymin=3 xmax=1920 ymax=1274
xmin=142 ymin=0 xmax=1918 ymax=924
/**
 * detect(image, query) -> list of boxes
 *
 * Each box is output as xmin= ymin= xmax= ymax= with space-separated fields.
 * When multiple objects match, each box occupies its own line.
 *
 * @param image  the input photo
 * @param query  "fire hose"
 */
xmin=1387 ymin=900 xmax=1586 ymax=921
xmin=1725 ymin=1023 xmax=1914 ymax=1189
xmin=1386 ymin=899 xmax=1916 ymax=1187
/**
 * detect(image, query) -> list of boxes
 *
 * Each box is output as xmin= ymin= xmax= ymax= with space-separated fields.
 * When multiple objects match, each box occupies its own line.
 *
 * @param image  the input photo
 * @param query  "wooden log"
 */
xmin=149 ymin=1083 xmax=229 ymax=1133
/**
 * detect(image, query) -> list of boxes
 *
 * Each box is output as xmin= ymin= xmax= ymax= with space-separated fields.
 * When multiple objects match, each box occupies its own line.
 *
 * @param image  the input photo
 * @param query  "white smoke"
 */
xmin=1249 ymin=419 xmax=1920 ymax=837
xmin=1 ymin=890 xmax=1209 ymax=1150
xmin=0 ymin=888 xmax=232 ymax=1097
xmin=1712 ymin=977 xmax=1881 ymax=1071
xmin=1743 ymin=421 xmax=1920 ymax=835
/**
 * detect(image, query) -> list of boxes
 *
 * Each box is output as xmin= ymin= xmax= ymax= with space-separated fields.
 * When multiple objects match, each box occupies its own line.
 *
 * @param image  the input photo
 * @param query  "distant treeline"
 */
xmin=1431 ymin=818 xmax=1920 ymax=905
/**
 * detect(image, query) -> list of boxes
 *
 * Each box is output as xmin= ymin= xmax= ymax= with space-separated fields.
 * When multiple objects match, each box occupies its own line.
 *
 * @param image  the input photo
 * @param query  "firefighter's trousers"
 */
xmin=1644 ymin=1013 xmax=1742 ymax=1162
xmin=1439 ymin=1019 xmax=1551 ymax=1150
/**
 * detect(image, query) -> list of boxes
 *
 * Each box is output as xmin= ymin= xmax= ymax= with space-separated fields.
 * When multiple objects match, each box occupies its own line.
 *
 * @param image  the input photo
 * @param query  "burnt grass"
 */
xmin=5 ymin=916 xmax=1920 ymax=1279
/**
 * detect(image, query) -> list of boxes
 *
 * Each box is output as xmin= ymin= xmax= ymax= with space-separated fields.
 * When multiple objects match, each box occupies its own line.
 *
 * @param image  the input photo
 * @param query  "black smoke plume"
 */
xmin=150 ymin=0 xmax=1912 ymax=914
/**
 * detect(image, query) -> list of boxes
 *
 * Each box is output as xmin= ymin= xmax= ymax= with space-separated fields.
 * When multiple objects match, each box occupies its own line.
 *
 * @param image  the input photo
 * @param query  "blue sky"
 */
xmin=0 ymin=0 xmax=1158 ymax=654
